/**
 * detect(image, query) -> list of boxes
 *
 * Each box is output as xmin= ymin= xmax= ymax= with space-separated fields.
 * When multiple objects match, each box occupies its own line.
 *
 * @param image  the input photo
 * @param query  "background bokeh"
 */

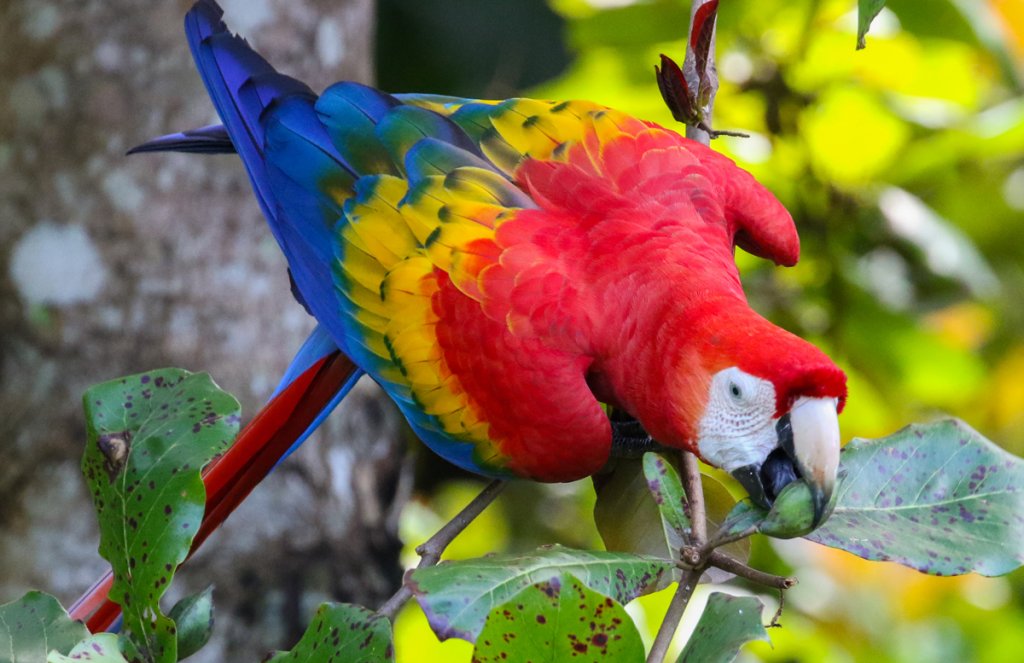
xmin=2 ymin=0 xmax=1021 ymax=661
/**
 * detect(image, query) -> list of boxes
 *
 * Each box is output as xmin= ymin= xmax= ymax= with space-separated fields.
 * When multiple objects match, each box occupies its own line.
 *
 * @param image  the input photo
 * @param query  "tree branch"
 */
xmin=376 ymin=479 xmax=507 ymax=621
xmin=646 ymin=567 xmax=703 ymax=663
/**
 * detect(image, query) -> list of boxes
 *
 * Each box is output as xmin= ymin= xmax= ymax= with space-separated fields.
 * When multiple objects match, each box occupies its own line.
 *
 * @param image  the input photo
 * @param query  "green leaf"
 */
xmin=408 ymin=545 xmax=670 ymax=642
xmin=594 ymin=457 xmax=681 ymax=587
xmin=857 ymin=0 xmax=887 ymax=49
xmin=642 ymin=453 xmax=691 ymax=541
xmin=760 ymin=479 xmax=837 ymax=539
xmin=717 ymin=493 xmax=815 ymax=543
xmin=714 ymin=500 xmax=764 ymax=544
xmin=676 ymin=592 xmax=769 ymax=663
xmin=0 ymin=591 xmax=89 ymax=663
xmin=46 ymin=634 xmax=130 ymax=663
xmin=167 ymin=587 xmax=214 ymax=659
xmin=808 ymin=419 xmax=1024 ymax=576
xmin=265 ymin=604 xmax=393 ymax=663
xmin=595 ymin=457 xmax=749 ymax=582
xmin=471 ymin=574 xmax=644 ymax=663
xmin=81 ymin=369 xmax=240 ymax=662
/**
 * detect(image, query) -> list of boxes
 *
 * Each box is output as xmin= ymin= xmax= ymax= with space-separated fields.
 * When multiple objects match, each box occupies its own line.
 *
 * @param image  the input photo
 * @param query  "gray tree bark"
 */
xmin=0 ymin=1 xmax=409 ymax=659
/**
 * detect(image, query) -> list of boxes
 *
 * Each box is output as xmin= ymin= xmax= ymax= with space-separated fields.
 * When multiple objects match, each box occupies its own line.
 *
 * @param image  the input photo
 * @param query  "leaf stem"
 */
xmin=376 ymin=479 xmax=506 ymax=621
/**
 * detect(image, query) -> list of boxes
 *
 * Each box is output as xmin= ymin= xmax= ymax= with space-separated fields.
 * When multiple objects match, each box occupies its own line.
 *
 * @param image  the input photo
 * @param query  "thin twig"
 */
xmin=376 ymin=479 xmax=507 ymax=620
xmin=706 ymin=550 xmax=796 ymax=590
xmin=646 ymin=567 xmax=703 ymax=663
xmin=768 ymin=588 xmax=787 ymax=628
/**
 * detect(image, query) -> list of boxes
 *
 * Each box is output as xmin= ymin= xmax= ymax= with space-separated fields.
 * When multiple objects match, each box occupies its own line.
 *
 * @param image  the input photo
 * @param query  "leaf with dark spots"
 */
xmin=721 ymin=419 xmax=1024 ymax=576
xmin=81 ymin=369 xmax=240 ymax=662
xmin=857 ymin=0 xmax=888 ymax=49
xmin=46 ymin=633 xmax=131 ymax=662
xmin=409 ymin=545 xmax=669 ymax=642
xmin=642 ymin=452 xmax=691 ymax=542
xmin=265 ymin=603 xmax=393 ymax=663
xmin=471 ymin=574 xmax=643 ymax=663
xmin=0 ymin=591 xmax=89 ymax=662
xmin=808 ymin=419 xmax=1024 ymax=576
xmin=676 ymin=592 xmax=768 ymax=663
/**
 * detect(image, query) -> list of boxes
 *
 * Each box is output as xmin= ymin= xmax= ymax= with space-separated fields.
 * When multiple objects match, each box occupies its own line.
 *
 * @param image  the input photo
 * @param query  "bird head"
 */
xmin=639 ymin=299 xmax=847 ymax=529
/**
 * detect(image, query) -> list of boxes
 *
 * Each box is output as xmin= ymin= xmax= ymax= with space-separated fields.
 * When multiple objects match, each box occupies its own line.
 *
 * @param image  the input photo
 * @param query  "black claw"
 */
xmin=609 ymin=412 xmax=664 ymax=458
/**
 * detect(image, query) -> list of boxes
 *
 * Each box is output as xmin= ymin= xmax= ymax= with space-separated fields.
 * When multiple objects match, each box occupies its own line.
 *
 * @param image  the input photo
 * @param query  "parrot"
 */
xmin=71 ymin=0 xmax=846 ymax=630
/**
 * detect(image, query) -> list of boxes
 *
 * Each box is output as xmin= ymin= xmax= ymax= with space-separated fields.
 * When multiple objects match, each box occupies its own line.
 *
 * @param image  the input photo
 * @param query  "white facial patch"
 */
xmin=696 ymin=368 xmax=778 ymax=472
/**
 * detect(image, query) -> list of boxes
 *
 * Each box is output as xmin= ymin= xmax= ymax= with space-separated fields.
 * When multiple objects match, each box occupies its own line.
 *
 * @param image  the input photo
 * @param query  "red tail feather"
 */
xmin=69 ymin=351 xmax=358 ymax=632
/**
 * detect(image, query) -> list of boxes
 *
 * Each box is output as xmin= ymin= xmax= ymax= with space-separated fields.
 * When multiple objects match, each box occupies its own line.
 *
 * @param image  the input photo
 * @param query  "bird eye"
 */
xmin=729 ymin=382 xmax=742 ymax=400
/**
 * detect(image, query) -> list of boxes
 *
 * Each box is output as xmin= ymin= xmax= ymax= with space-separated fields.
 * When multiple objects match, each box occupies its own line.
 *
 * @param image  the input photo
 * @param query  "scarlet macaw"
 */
xmin=72 ymin=0 xmax=846 ymax=629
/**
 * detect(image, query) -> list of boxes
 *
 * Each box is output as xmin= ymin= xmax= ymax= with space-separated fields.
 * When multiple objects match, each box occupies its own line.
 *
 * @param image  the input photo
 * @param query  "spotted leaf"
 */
xmin=46 ymin=634 xmax=130 ymax=663
xmin=81 ymin=369 xmax=240 ymax=662
xmin=408 ymin=545 xmax=669 ymax=642
xmin=642 ymin=452 xmax=692 ymax=543
xmin=471 ymin=574 xmax=644 ymax=663
xmin=808 ymin=419 xmax=1024 ymax=576
xmin=265 ymin=603 xmax=393 ymax=662
xmin=0 ymin=591 xmax=88 ymax=663
xmin=719 ymin=419 xmax=1024 ymax=575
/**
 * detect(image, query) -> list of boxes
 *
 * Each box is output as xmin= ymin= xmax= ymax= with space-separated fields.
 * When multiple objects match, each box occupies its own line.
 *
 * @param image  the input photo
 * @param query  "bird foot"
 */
xmin=610 ymin=413 xmax=666 ymax=458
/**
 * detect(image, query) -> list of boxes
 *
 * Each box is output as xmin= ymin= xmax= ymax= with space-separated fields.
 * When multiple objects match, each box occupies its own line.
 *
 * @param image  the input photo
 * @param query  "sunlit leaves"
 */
xmin=81 ymin=369 xmax=240 ymax=662
xmin=0 ymin=591 xmax=89 ymax=662
xmin=266 ymin=604 xmax=394 ymax=663
xmin=676 ymin=593 xmax=768 ymax=663
xmin=471 ymin=575 xmax=644 ymax=663
xmin=408 ymin=545 xmax=669 ymax=642
xmin=801 ymin=87 xmax=909 ymax=186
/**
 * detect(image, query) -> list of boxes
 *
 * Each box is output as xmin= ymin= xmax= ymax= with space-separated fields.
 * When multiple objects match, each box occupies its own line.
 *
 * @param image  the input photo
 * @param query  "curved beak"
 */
xmin=731 ymin=397 xmax=840 ymax=529
xmin=784 ymin=397 xmax=840 ymax=527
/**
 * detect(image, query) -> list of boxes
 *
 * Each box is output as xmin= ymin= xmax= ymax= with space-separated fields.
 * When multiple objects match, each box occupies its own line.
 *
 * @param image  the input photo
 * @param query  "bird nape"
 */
xmin=71 ymin=0 xmax=846 ymax=631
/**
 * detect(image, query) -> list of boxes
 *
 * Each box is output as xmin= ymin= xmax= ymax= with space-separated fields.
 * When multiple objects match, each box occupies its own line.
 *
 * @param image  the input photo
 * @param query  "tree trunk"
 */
xmin=0 ymin=1 xmax=408 ymax=658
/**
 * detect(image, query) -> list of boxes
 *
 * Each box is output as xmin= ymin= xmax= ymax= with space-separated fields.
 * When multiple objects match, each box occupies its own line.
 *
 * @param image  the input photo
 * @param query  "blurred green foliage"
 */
xmin=377 ymin=0 xmax=1024 ymax=660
